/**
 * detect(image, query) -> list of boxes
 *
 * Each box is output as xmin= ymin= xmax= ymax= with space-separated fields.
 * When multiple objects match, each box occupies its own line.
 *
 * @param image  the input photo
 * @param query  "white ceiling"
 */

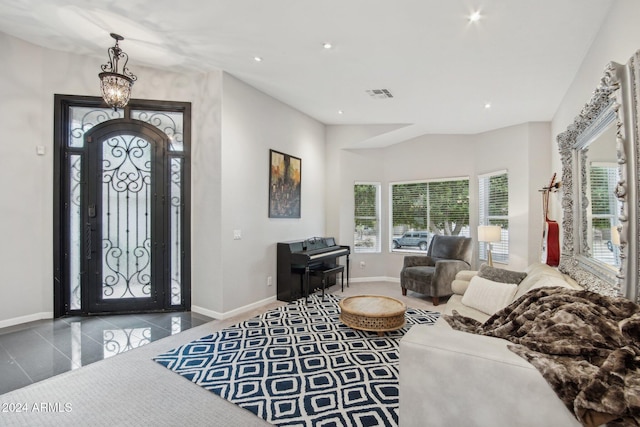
xmin=0 ymin=0 xmax=614 ymax=147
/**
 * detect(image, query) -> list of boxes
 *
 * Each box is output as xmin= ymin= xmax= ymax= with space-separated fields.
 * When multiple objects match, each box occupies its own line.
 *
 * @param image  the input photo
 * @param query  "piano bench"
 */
xmin=309 ymin=264 xmax=345 ymax=301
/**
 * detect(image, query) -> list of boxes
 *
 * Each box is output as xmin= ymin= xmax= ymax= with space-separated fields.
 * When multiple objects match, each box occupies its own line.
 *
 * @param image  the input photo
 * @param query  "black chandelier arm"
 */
xmin=101 ymin=46 xmax=137 ymax=82
xmin=100 ymin=33 xmax=137 ymax=81
xmin=99 ymin=46 xmax=117 ymax=73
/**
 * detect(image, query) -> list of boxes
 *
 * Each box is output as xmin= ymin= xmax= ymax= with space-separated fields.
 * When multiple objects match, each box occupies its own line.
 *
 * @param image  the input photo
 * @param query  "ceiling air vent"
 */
xmin=366 ymin=89 xmax=394 ymax=99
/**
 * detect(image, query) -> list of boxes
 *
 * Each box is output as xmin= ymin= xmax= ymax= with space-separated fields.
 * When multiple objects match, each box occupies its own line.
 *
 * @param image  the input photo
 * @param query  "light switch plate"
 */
xmin=233 ymin=229 xmax=242 ymax=240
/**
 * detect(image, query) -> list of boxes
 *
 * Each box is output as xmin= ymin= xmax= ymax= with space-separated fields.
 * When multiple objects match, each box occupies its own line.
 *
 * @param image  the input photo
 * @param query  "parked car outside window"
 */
xmin=392 ymin=231 xmax=431 ymax=251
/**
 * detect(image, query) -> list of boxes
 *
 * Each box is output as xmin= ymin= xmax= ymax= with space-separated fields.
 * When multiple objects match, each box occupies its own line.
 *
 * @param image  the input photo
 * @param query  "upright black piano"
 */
xmin=277 ymin=237 xmax=350 ymax=302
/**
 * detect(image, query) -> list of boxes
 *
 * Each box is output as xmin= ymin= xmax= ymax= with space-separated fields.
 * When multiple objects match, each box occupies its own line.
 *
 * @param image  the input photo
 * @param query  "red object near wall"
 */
xmin=541 ymin=174 xmax=560 ymax=267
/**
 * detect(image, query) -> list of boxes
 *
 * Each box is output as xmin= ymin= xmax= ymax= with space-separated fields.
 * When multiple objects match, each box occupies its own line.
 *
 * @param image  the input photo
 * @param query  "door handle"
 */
xmin=88 ymin=204 xmax=96 ymax=218
xmin=85 ymin=222 xmax=92 ymax=260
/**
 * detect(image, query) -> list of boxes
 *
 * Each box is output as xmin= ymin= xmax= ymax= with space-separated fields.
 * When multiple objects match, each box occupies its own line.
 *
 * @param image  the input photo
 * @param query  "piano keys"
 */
xmin=277 ymin=237 xmax=350 ymax=302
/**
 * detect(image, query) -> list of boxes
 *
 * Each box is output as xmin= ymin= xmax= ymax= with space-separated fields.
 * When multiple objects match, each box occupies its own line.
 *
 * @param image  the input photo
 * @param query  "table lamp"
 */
xmin=478 ymin=225 xmax=502 ymax=266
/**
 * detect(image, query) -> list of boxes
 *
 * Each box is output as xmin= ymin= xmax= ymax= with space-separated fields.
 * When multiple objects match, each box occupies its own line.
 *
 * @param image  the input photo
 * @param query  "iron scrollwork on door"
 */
xmin=100 ymin=134 xmax=153 ymax=299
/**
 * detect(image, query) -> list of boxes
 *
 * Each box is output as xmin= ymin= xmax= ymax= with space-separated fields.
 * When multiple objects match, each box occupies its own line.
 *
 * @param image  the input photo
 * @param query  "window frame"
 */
xmin=354 ymin=182 xmax=382 ymax=253
xmin=389 ymin=176 xmax=470 ymax=254
xmin=587 ymin=162 xmax=621 ymax=267
xmin=478 ymin=170 xmax=509 ymax=264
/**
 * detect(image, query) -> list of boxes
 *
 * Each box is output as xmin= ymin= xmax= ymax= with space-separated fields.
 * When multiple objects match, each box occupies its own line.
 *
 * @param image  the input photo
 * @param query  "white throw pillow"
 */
xmin=461 ymin=276 xmax=518 ymax=316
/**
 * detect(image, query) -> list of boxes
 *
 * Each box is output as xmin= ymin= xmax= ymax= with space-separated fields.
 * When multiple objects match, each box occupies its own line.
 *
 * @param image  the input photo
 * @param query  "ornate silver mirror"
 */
xmin=557 ymin=51 xmax=639 ymax=303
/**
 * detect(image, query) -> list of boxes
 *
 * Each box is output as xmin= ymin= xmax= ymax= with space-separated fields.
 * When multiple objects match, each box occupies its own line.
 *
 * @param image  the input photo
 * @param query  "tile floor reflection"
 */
xmin=0 ymin=311 xmax=213 ymax=395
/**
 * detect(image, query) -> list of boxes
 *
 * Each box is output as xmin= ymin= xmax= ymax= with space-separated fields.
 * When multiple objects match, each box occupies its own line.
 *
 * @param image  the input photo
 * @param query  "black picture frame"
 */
xmin=269 ymin=149 xmax=301 ymax=218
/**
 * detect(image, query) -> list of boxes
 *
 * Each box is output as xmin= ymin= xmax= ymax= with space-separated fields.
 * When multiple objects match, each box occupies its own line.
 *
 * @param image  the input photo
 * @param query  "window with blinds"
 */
xmin=354 ymin=182 xmax=381 ymax=253
xmin=390 ymin=178 xmax=470 ymax=252
xmin=589 ymin=163 xmax=620 ymax=266
xmin=478 ymin=171 xmax=509 ymax=263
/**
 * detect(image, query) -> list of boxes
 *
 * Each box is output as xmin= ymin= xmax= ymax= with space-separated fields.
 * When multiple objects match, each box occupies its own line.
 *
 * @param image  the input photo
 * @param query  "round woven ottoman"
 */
xmin=339 ymin=295 xmax=406 ymax=336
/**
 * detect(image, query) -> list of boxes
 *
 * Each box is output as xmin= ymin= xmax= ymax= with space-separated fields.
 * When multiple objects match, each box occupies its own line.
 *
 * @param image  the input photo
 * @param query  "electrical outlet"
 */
xmin=267 ymin=276 xmax=273 ymax=287
xmin=360 ymin=261 xmax=366 ymax=269
xmin=233 ymin=229 xmax=242 ymax=240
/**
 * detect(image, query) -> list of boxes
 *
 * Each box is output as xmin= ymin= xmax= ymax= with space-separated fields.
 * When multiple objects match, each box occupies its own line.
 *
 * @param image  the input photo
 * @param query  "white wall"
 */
xmin=0 ymin=32 xmax=326 ymax=326
xmin=552 ymin=0 xmax=640 ymax=173
xmin=189 ymin=71 xmax=225 ymax=316
xmin=325 ymin=125 xmax=395 ymax=279
xmin=525 ymin=123 xmax=555 ymax=261
xmin=0 ymin=34 xmax=49 ymax=324
xmin=326 ymin=122 xmax=551 ymax=281
xmin=475 ymin=122 xmax=552 ymax=270
xmin=219 ymin=74 xmax=326 ymax=311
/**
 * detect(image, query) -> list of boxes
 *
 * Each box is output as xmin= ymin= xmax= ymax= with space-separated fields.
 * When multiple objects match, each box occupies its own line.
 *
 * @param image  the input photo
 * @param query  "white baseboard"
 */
xmin=4 ymin=285 xmax=403 ymax=329
xmin=0 ymin=312 xmax=53 ymax=330
xmin=190 ymin=279 xmax=401 ymax=320
xmin=190 ymin=305 xmax=222 ymax=319
xmin=0 ymin=297 xmax=278 ymax=329
xmin=192 ymin=295 xmax=277 ymax=320
xmin=350 ymin=276 xmax=399 ymax=283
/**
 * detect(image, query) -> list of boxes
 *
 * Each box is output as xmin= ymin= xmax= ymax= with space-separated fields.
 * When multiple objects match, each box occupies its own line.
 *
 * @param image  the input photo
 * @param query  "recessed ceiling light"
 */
xmin=254 ymin=56 xmax=263 ymax=62
xmin=337 ymin=110 xmax=344 ymax=115
xmin=484 ymin=102 xmax=492 ymax=109
xmin=469 ymin=11 xmax=481 ymax=22
xmin=323 ymin=42 xmax=333 ymax=49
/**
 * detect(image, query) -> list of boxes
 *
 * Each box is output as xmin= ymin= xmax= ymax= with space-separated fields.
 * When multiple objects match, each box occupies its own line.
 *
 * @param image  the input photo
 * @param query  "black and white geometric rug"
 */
xmin=154 ymin=294 xmax=439 ymax=426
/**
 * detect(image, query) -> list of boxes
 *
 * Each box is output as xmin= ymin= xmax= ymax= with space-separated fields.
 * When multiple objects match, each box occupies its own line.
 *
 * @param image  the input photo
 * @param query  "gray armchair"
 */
xmin=400 ymin=235 xmax=473 ymax=306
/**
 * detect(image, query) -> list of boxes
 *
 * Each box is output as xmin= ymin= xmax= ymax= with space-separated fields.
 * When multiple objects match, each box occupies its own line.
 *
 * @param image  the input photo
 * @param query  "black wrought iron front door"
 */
xmin=54 ymin=96 xmax=191 ymax=317
xmin=85 ymin=120 xmax=168 ymax=313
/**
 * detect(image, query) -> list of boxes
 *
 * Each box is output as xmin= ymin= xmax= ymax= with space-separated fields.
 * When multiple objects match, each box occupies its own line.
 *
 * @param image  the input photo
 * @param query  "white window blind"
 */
xmin=354 ymin=182 xmax=381 ymax=253
xmin=478 ymin=171 xmax=509 ymax=263
xmin=589 ymin=163 xmax=620 ymax=266
xmin=390 ymin=178 xmax=470 ymax=253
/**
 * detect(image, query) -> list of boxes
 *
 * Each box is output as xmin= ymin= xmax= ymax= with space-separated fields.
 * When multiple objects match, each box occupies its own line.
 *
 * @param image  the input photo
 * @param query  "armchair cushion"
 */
xmin=403 ymin=255 xmax=435 ymax=268
xmin=402 ymin=265 xmax=435 ymax=283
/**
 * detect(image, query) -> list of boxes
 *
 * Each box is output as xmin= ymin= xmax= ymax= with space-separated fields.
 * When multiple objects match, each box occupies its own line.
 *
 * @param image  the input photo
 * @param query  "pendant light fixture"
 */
xmin=99 ymin=33 xmax=137 ymax=111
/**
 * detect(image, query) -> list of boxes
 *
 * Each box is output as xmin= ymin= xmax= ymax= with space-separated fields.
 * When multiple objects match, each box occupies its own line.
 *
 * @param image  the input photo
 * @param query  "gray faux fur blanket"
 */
xmin=444 ymin=287 xmax=640 ymax=427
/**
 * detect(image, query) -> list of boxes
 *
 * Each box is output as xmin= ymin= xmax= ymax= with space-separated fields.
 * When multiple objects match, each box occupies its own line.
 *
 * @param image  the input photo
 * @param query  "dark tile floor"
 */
xmin=0 ymin=311 xmax=213 ymax=395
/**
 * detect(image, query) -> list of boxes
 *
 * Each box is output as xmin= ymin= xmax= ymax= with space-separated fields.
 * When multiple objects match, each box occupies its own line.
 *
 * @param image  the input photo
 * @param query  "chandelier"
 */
xmin=99 ymin=33 xmax=137 ymax=111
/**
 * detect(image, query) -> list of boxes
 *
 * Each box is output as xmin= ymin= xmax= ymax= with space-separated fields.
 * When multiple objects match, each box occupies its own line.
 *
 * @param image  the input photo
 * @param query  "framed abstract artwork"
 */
xmin=269 ymin=149 xmax=301 ymax=218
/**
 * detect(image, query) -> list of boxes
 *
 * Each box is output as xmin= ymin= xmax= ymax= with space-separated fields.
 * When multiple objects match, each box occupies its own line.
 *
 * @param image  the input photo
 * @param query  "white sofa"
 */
xmin=399 ymin=263 xmax=584 ymax=427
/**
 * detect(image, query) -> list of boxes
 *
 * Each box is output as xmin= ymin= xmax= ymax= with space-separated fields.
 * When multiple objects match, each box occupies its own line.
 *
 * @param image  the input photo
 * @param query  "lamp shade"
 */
xmin=478 ymin=225 xmax=501 ymax=242
xmin=611 ymin=225 xmax=621 ymax=246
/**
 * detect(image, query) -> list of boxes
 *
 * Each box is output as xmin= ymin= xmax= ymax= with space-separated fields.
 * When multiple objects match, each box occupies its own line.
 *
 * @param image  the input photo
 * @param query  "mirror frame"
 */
xmin=557 ymin=52 xmax=639 ymax=303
